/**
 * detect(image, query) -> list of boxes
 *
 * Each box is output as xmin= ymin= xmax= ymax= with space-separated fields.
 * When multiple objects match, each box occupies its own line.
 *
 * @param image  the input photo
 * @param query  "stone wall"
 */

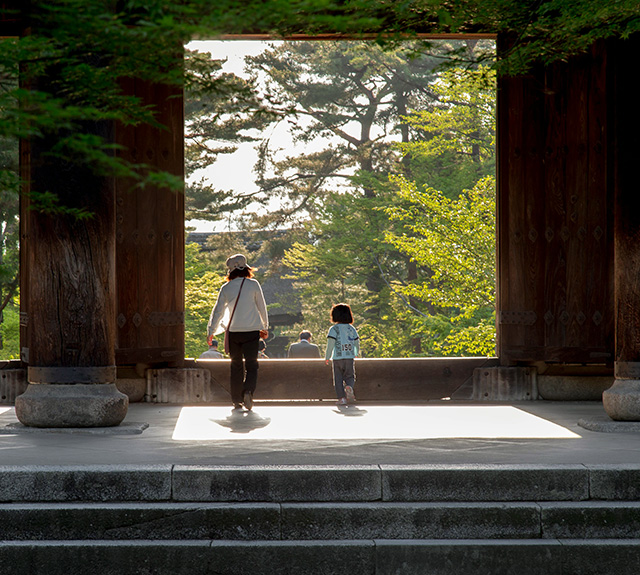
xmin=0 ymin=357 xmax=614 ymax=405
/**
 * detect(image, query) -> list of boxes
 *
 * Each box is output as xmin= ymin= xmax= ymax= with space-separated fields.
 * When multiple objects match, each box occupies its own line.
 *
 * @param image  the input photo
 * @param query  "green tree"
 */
xmin=246 ymin=41 xmax=480 ymax=348
xmin=398 ymin=65 xmax=496 ymax=197
xmin=184 ymin=242 xmax=225 ymax=358
xmin=377 ymin=65 xmax=497 ymax=357
xmin=0 ymin=76 xmax=19 ymax=358
xmin=184 ymin=48 xmax=277 ymax=224
xmin=244 ymin=40 xmax=451 ymax=223
xmin=385 ymin=175 xmax=497 ymax=356
xmin=282 ymin=190 xmax=415 ymax=357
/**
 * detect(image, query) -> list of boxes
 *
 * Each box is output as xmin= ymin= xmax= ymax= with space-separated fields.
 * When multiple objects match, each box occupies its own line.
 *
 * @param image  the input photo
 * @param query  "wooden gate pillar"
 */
xmin=603 ymin=36 xmax=640 ymax=420
xmin=15 ymin=41 xmax=128 ymax=426
xmin=16 ymin=119 xmax=128 ymax=427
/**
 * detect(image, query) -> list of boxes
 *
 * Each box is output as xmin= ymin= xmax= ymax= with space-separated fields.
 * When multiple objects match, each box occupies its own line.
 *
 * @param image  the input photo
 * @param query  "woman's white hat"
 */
xmin=226 ymin=253 xmax=251 ymax=270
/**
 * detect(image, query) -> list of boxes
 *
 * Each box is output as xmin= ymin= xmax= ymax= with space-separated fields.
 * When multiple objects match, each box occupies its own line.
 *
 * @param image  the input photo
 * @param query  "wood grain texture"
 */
xmin=497 ymin=38 xmax=614 ymax=365
xmin=613 ymin=36 xmax=640 ymax=365
xmin=114 ymin=75 xmax=185 ymax=366
xmin=25 ymin=123 xmax=116 ymax=369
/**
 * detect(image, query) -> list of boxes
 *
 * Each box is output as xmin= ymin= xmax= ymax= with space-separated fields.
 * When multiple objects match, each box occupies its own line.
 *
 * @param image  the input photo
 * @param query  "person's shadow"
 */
xmin=211 ymin=409 xmax=272 ymax=434
xmin=333 ymin=405 xmax=368 ymax=417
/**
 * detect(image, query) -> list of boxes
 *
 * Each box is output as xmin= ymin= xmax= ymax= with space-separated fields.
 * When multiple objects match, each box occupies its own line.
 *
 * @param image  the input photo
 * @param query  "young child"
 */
xmin=324 ymin=303 xmax=360 ymax=405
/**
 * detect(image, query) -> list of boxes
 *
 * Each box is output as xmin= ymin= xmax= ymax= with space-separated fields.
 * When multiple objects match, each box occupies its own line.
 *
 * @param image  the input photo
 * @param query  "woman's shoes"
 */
xmin=233 ymin=394 xmax=254 ymax=411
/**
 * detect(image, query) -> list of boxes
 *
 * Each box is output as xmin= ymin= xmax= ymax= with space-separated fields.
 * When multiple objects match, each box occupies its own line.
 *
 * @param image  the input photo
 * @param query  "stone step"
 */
xmin=3 ymin=463 xmax=640 ymax=502
xmin=0 ymin=539 xmax=639 ymax=575
xmin=3 ymin=464 xmax=639 ymax=574
xmin=1 ymin=501 xmax=639 ymax=541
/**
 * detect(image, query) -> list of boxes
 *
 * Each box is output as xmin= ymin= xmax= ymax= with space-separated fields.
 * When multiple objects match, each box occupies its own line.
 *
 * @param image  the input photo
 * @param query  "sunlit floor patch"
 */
xmin=172 ymin=405 xmax=580 ymax=441
xmin=0 ymin=407 xmax=11 ymax=416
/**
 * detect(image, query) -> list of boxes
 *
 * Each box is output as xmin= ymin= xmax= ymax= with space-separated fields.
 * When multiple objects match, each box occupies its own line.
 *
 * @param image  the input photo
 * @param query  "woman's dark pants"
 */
xmin=228 ymin=331 xmax=260 ymax=404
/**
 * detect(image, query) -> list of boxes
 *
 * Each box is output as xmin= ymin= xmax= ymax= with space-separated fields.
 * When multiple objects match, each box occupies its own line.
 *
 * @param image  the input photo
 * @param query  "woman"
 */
xmin=207 ymin=254 xmax=269 ymax=411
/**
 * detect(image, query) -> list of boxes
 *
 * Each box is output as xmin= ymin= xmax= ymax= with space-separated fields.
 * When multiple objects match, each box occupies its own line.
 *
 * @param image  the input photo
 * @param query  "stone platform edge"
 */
xmin=1 ymin=539 xmax=639 ymax=575
xmin=1 ymin=463 xmax=639 ymax=503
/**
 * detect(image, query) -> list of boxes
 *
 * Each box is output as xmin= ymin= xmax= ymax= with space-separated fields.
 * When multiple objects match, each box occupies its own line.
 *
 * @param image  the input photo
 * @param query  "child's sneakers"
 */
xmin=344 ymin=385 xmax=356 ymax=404
xmin=337 ymin=397 xmax=348 ymax=406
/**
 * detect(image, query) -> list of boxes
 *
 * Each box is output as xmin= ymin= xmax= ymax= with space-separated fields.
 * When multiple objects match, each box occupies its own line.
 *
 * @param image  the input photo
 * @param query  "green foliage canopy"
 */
xmin=386 ymin=176 xmax=497 ymax=356
xmin=398 ymin=65 xmax=496 ymax=195
xmin=2 ymin=0 xmax=638 ymax=217
xmin=387 ymin=175 xmax=496 ymax=314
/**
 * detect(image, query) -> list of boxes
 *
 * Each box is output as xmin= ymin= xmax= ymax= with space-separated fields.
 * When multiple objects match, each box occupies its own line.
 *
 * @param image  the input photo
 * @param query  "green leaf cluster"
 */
xmin=184 ymin=242 xmax=225 ymax=358
xmin=385 ymin=175 xmax=497 ymax=356
xmin=398 ymin=65 xmax=496 ymax=195
xmin=0 ymin=303 xmax=20 ymax=359
xmin=387 ymin=175 xmax=496 ymax=313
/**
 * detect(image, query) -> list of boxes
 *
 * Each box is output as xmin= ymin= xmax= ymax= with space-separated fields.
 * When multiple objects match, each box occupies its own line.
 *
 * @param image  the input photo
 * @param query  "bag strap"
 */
xmin=227 ymin=277 xmax=246 ymax=331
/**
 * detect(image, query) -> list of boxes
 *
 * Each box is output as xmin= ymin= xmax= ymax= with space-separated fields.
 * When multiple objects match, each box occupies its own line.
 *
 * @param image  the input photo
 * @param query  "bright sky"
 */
xmin=185 ymin=39 xmax=363 ymax=233
xmin=186 ymin=40 xmax=278 ymax=233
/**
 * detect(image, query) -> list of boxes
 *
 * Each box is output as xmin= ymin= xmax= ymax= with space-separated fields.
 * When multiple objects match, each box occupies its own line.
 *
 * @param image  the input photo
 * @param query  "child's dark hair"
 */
xmin=331 ymin=303 xmax=353 ymax=324
xmin=227 ymin=267 xmax=254 ymax=281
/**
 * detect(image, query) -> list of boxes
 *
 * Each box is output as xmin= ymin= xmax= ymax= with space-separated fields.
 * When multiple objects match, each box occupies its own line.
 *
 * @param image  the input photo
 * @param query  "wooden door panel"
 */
xmin=115 ymin=78 xmax=185 ymax=366
xmin=497 ymin=39 xmax=614 ymax=364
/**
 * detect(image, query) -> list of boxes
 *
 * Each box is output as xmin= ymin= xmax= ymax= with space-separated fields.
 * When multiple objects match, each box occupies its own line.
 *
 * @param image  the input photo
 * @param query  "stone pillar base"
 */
xmin=472 ymin=366 xmax=538 ymax=400
xmin=15 ymin=383 xmax=129 ymax=428
xmin=602 ymin=379 xmax=640 ymax=421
